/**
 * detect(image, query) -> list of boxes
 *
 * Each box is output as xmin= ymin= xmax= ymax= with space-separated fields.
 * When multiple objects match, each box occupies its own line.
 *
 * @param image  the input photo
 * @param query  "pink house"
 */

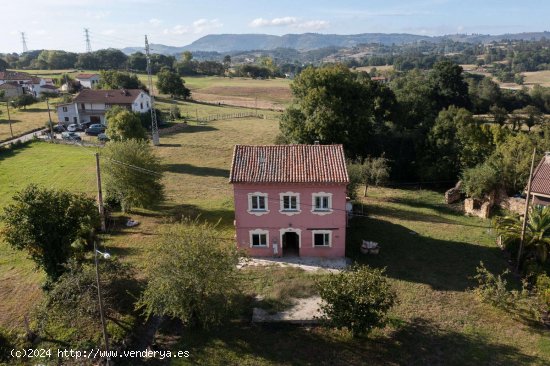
xmin=229 ymin=144 xmax=349 ymax=258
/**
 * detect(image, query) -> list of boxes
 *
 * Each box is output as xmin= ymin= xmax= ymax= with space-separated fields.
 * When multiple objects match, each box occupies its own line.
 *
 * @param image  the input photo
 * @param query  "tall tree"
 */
xmin=156 ymin=67 xmax=190 ymax=98
xmin=102 ymin=139 xmax=164 ymax=212
xmin=137 ymin=218 xmax=242 ymax=329
xmin=1 ymin=185 xmax=99 ymax=283
xmin=429 ymin=60 xmax=471 ymax=111
xmin=105 ymin=106 xmax=147 ymax=141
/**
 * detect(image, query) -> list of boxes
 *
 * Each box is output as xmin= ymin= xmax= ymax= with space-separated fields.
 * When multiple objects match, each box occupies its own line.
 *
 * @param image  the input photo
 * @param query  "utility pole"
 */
xmin=6 ymin=101 xmax=13 ymax=138
xmin=21 ymin=32 xmax=28 ymax=53
xmin=145 ymin=35 xmax=160 ymax=146
xmin=95 ymin=153 xmax=106 ymax=232
xmin=516 ymin=147 xmax=537 ymax=272
xmin=45 ymin=98 xmax=54 ymax=138
xmin=94 ymin=239 xmax=110 ymax=365
xmin=84 ymin=28 xmax=92 ymax=53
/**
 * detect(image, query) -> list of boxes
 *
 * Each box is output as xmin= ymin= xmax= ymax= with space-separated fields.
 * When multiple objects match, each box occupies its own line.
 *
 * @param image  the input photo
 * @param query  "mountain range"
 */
xmin=121 ymin=31 xmax=550 ymax=55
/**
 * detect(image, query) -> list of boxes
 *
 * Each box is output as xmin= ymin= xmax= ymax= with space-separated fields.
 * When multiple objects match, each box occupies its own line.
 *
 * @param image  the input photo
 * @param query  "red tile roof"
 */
xmin=531 ymin=154 xmax=550 ymax=197
xmin=75 ymin=73 xmax=99 ymax=79
xmin=0 ymin=71 xmax=32 ymax=81
xmin=73 ymin=89 xmax=145 ymax=104
xmin=230 ymin=144 xmax=349 ymax=184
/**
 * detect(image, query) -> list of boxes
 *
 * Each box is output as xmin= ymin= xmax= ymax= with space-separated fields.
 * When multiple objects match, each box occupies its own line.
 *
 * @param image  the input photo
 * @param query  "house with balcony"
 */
xmin=56 ymin=89 xmax=151 ymax=126
xmin=229 ymin=144 xmax=349 ymax=258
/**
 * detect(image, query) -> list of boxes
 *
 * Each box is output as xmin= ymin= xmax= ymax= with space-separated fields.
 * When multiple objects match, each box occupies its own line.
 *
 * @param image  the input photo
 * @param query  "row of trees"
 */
xmin=280 ymin=61 xmax=549 ymax=187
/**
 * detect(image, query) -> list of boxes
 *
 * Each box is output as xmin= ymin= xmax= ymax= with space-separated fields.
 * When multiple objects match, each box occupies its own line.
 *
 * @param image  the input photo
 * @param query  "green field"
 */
xmin=1 ymin=115 xmax=549 ymax=364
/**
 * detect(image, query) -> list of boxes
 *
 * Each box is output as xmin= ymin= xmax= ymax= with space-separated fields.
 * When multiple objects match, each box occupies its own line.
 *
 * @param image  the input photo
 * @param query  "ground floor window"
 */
xmin=312 ymin=230 xmax=332 ymax=247
xmin=250 ymin=229 xmax=269 ymax=247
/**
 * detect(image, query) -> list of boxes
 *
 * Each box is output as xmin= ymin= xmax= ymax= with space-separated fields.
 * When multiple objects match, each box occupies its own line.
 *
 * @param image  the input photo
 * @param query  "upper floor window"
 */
xmin=312 ymin=192 xmax=333 ymax=215
xmin=280 ymin=192 xmax=300 ymax=215
xmin=62 ymin=106 xmax=68 ymax=112
xmin=248 ymin=192 xmax=269 ymax=216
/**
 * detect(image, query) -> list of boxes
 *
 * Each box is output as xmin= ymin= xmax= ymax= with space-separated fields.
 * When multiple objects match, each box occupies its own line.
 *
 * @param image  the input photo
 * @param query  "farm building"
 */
xmin=75 ymin=73 xmax=100 ymax=89
xmin=229 ymin=144 xmax=349 ymax=258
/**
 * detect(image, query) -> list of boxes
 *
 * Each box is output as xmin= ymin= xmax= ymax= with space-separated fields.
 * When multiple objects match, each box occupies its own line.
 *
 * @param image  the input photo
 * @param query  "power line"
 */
xmin=84 ymin=28 xmax=92 ymax=53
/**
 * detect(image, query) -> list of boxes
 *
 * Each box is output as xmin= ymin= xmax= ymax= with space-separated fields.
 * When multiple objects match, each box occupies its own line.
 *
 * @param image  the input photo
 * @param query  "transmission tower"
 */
xmin=145 ymin=35 xmax=160 ymax=146
xmin=21 ymin=32 xmax=28 ymax=53
xmin=84 ymin=28 xmax=92 ymax=53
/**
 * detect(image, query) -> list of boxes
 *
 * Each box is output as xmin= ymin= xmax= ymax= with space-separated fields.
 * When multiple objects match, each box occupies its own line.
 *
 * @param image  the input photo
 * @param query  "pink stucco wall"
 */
xmin=233 ymin=183 xmax=347 ymax=258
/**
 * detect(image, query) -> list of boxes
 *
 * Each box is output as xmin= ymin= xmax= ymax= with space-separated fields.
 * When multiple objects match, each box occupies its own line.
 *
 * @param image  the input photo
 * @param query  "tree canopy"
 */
xmin=105 ymin=106 xmax=147 ymax=142
xmin=1 ymin=185 xmax=99 ymax=283
xmin=156 ymin=67 xmax=191 ymax=98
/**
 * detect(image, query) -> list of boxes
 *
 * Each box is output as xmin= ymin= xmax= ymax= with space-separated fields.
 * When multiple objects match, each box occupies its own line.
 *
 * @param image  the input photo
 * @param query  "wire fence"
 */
xmin=196 ymin=112 xmax=264 ymax=124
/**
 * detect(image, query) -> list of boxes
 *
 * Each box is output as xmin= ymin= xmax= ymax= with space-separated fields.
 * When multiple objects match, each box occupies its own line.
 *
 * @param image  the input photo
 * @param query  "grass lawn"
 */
xmin=1 ymin=116 xmax=549 ymax=365
xmin=0 ymin=98 xmax=64 ymax=143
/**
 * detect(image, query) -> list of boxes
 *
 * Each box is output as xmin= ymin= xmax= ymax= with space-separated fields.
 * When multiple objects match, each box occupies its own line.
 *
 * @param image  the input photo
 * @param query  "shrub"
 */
xmin=462 ymin=162 xmax=500 ymax=200
xmin=316 ymin=264 xmax=397 ymax=337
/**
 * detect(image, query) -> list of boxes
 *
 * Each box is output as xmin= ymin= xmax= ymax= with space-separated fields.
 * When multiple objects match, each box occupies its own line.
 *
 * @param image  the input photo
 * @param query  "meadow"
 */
xmin=1 ymin=112 xmax=549 ymax=365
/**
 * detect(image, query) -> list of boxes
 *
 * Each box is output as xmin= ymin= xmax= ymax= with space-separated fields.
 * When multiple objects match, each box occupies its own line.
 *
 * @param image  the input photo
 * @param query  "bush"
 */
xmin=316 ymin=265 xmax=397 ymax=337
xmin=472 ymin=262 xmax=514 ymax=309
xmin=346 ymin=163 xmax=363 ymax=200
xmin=462 ymin=162 xmax=500 ymax=199
xmin=0 ymin=327 xmax=15 ymax=363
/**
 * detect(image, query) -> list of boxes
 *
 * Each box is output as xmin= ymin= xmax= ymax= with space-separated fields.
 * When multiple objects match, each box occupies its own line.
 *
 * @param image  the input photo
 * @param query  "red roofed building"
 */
xmin=530 ymin=153 xmax=550 ymax=206
xmin=75 ymin=73 xmax=100 ymax=89
xmin=229 ymin=144 xmax=349 ymax=257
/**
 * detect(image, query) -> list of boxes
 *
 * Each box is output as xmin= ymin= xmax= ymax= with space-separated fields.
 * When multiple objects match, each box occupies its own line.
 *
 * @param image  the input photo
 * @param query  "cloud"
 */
xmin=163 ymin=18 xmax=223 ymax=35
xmin=249 ymin=17 xmax=329 ymax=30
xmin=149 ymin=18 xmax=162 ymax=26
xmin=294 ymin=20 xmax=330 ymax=30
xmin=249 ymin=17 xmax=298 ymax=27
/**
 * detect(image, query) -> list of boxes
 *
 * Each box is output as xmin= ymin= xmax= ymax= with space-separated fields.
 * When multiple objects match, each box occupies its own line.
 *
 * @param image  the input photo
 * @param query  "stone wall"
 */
xmin=445 ymin=181 xmax=462 ymax=204
xmin=499 ymin=197 xmax=525 ymax=216
xmin=464 ymin=198 xmax=492 ymax=219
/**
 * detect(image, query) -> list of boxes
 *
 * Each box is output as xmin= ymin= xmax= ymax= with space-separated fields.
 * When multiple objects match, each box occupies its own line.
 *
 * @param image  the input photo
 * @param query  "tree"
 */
xmin=489 ymin=105 xmax=508 ymax=126
xmin=137 ymin=218 xmax=242 ymax=329
xmin=127 ymin=52 xmax=148 ymax=72
xmin=461 ymin=162 xmax=500 ymax=200
xmin=429 ymin=60 xmax=471 ymax=110
xmin=494 ymin=206 xmax=550 ymax=264
xmin=156 ymin=67 xmax=191 ymax=98
xmin=280 ymin=64 xmax=396 ymax=159
xmin=0 ymin=185 xmax=99 ymax=283
xmin=105 ymin=106 xmax=147 ymax=141
xmin=359 ymin=155 xmax=390 ymax=196
xmin=520 ymin=105 xmax=543 ymax=131
xmin=169 ymin=104 xmax=181 ymax=120
xmin=13 ymin=94 xmax=36 ymax=110
xmin=98 ymin=70 xmax=146 ymax=90
xmin=102 ymin=140 xmax=164 ymax=212
xmin=316 ymin=265 xmax=397 ymax=337
xmin=35 ymin=258 xmax=135 ymax=348
xmin=223 ymin=55 xmax=231 ymax=74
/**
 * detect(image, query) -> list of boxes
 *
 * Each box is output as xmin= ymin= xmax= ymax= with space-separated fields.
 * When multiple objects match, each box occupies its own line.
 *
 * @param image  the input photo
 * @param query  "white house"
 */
xmin=0 ymin=71 xmax=33 ymax=86
xmin=75 ymin=74 xmax=100 ymax=89
xmin=57 ymin=89 xmax=151 ymax=126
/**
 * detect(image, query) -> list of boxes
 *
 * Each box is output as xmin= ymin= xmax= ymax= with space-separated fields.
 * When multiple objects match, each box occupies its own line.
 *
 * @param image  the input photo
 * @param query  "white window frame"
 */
xmin=279 ymin=192 xmax=300 ymax=216
xmin=312 ymin=230 xmax=332 ymax=247
xmin=247 ymin=192 xmax=269 ymax=216
xmin=311 ymin=192 xmax=333 ymax=215
xmin=249 ymin=229 xmax=269 ymax=248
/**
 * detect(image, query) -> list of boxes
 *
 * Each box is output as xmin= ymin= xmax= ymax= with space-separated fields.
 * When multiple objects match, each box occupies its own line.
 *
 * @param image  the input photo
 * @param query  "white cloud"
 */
xmin=163 ymin=18 xmax=223 ymax=35
xmin=249 ymin=17 xmax=298 ymax=27
xmin=149 ymin=18 xmax=162 ymax=26
xmin=249 ymin=17 xmax=329 ymax=30
xmin=294 ymin=20 xmax=330 ymax=30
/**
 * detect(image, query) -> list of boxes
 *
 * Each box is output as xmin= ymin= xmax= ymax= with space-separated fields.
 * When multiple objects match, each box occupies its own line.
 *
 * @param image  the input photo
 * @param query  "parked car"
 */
xmin=85 ymin=124 xmax=106 ymax=136
xmin=67 ymin=124 xmax=79 ymax=132
xmin=61 ymin=132 xmax=81 ymax=141
xmin=97 ymin=133 xmax=110 ymax=142
xmin=52 ymin=124 xmax=66 ymax=133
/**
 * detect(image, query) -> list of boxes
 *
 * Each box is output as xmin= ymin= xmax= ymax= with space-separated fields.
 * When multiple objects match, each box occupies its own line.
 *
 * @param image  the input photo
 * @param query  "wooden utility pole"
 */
xmin=94 ymin=239 xmax=111 ymax=365
xmin=6 ymin=101 xmax=13 ymax=138
xmin=95 ymin=153 xmax=106 ymax=232
xmin=45 ymin=98 xmax=54 ymax=138
xmin=516 ymin=147 xmax=537 ymax=272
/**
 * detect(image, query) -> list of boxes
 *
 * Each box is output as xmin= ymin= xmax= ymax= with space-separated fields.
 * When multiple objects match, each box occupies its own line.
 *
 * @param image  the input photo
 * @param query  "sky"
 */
xmin=0 ymin=0 xmax=548 ymax=53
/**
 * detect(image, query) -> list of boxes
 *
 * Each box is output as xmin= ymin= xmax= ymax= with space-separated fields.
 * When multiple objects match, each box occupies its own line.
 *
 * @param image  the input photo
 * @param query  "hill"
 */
xmin=121 ymin=31 xmax=550 ymax=55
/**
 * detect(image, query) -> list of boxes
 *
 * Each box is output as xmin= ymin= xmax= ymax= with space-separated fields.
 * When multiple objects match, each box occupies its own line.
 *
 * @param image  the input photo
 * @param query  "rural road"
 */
xmin=0 ymin=129 xmax=46 ymax=148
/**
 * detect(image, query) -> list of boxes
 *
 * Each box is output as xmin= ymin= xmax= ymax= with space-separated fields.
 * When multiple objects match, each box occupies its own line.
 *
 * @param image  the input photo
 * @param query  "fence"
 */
xmin=196 ymin=112 xmax=264 ymax=124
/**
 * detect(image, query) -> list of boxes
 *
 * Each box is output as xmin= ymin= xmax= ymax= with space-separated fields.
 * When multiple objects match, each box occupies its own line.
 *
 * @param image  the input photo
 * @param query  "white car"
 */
xmin=67 ymin=124 xmax=78 ymax=132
